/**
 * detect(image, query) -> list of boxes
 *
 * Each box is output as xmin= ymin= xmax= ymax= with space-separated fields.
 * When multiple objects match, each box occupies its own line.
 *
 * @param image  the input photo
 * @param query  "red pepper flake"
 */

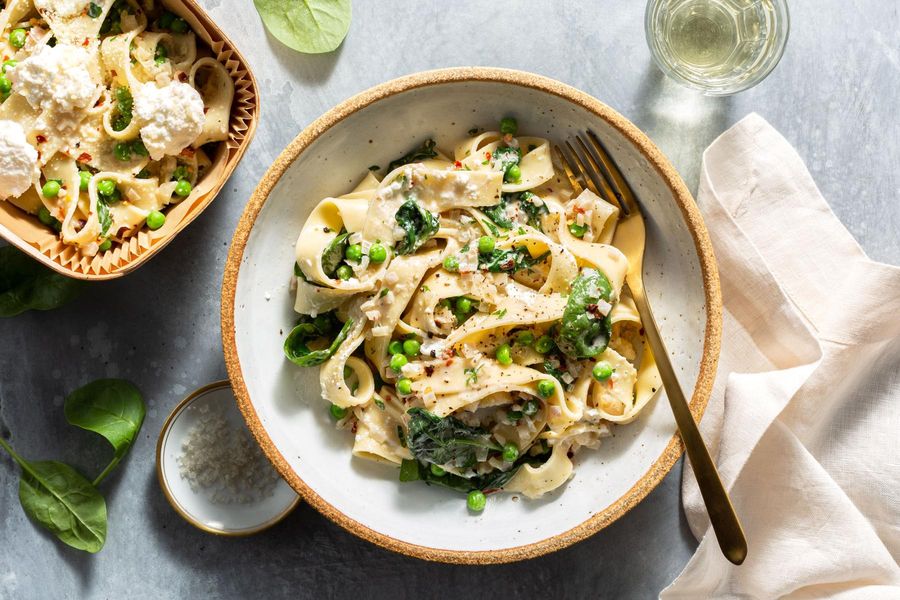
xmin=444 ymin=358 xmax=454 ymax=367
xmin=607 ymin=379 xmax=614 ymax=389
xmin=177 ymin=71 xmax=188 ymax=82
xmin=77 ymin=152 xmax=92 ymax=163
xmin=35 ymin=135 xmax=46 ymax=144
xmin=453 ymin=160 xmax=462 ymax=169
xmin=82 ymin=38 xmax=89 ymax=47
xmin=573 ymin=206 xmax=585 ymax=214
xmin=179 ymin=147 xmax=195 ymax=158
xmin=485 ymin=151 xmax=492 ymax=161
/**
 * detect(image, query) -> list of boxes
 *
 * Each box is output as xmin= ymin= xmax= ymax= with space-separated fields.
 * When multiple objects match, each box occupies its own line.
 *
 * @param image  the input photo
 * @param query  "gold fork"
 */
xmin=555 ymin=132 xmax=747 ymax=565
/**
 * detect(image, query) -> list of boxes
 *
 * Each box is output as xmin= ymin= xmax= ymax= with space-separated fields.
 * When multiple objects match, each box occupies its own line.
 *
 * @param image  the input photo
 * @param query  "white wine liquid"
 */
xmin=647 ymin=0 xmax=785 ymax=93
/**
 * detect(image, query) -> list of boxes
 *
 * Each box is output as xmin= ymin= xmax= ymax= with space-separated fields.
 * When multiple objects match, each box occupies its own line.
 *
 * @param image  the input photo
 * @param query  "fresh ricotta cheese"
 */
xmin=10 ymin=43 xmax=99 ymax=133
xmin=133 ymin=81 xmax=205 ymax=160
xmin=0 ymin=121 xmax=38 ymax=200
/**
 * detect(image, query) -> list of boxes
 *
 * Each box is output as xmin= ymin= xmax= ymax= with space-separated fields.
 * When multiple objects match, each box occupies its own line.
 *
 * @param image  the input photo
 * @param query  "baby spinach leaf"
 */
xmin=0 ymin=438 xmax=107 ymax=553
xmin=399 ymin=445 xmax=551 ymax=494
xmin=481 ymin=201 xmax=515 ymax=229
xmin=0 ymin=246 xmax=82 ymax=317
xmin=320 ymin=231 xmax=349 ymax=277
xmin=387 ymin=138 xmax=438 ymax=172
xmin=515 ymin=192 xmax=549 ymax=230
xmin=556 ymin=268 xmax=613 ymax=359
xmin=96 ymin=197 xmax=112 ymax=237
xmin=406 ymin=408 xmax=500 ymax=468
xmin=478 ymin=246 xmax=549 ymax=273
xmin=284 ymin=312 xmax=354 ymax=367
xmin=482 ymin=192 xmax=548 ymax=231
xmin=64 ymin=379 xmax=146 ymax=485
xmin=253 ymin=0 xmax=351 ymax=54
xmin=394 ymin=198 xmax=439 ymax=255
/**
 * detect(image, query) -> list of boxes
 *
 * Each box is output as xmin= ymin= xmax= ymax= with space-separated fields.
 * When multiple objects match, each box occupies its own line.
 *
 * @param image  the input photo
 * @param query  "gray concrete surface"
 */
xmin=1 ymin=1 xmax=898 ymax=598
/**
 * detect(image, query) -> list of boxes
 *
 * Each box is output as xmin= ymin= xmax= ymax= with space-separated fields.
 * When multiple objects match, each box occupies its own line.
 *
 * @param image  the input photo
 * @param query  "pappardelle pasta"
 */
xmin=0 ymin=0 xmax=234 ymax=255
xmin=285 ymin=117 xmax=661 ymax=512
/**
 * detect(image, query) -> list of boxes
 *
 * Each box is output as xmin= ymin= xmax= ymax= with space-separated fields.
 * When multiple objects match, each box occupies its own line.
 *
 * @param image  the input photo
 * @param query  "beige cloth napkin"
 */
xmin=660 ymin=114 xmax=900 ymax=599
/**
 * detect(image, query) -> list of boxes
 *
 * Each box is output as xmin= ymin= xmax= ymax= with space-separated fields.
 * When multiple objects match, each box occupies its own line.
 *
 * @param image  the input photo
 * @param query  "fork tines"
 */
xmin=554 ymin=131 xmax=639 ymax=216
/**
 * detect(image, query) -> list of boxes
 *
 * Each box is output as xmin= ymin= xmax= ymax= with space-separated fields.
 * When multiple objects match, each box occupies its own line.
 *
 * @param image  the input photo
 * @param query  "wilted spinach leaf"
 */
xmin=97 ymin=197 xmax=112 ymax=237
xmin=320 ymin=231 xmax=349 ymax=277
xmin=387 ymin=138 xmax=438 ymax=172
xmin=0 ymin=438 xmax=107 ymax=553
xmin=253 ymin=0 xmax=351 ymax=54
xmin=0 ymin=246 xmax=82 ymax=317
xmin=284 ymin=311 xmax=354 ymax=367
xmin=556 ymin=268 xmax=613 ymax=359
xmin=482 ymin=192 xmax=549 ymax=231
xmin=394 ymin=198 xmax=439 ymax=255
xmin=478 ymin=246 xmax=549 ymax=273
xmin=65 ymin=379 xmax=146 ymax=485
xmin=406 ymin=408 xmax=500 ymax=468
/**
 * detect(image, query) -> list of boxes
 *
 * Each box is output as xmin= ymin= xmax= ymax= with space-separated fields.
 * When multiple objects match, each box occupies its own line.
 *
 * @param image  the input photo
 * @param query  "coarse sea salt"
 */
xmin=176 ymin=405 xmax=280 ymax=505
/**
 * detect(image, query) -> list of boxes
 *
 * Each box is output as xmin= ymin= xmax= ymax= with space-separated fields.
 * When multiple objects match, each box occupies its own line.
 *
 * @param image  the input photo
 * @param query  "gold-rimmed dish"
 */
xmin=156 ymin=380 xmax=300 ymax=536
xmin=0 ymin=0 xmax=259 ymax=280
xmin=221 ymin=67 xmax=722 ymax=563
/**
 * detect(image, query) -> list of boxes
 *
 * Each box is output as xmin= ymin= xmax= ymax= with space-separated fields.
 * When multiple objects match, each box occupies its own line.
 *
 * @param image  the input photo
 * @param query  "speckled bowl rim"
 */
xmin=155 ymin=380 xmax=301 ymax=537
xmin=221 ymin=67 xmax=722 ymax=564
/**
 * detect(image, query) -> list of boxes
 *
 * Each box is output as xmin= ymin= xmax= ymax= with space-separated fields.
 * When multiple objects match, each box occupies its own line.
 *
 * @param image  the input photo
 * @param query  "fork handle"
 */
xmin=627 ymin=275 xmax=748 ymax=565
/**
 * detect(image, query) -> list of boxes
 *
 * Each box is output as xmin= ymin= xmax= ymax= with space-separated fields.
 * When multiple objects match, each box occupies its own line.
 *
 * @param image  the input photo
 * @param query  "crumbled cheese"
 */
xmin=0 ymin=121 xmax=37 ymax=199
xmin=176 ymin=405 xmax=280 ymax=505
xmin=133 ymin=81 xmax=205 ymax=160
xmin=35 ymin=0 xmax=88 ymax=18
xmin=10 ymin=43 xmax=99 ymax=133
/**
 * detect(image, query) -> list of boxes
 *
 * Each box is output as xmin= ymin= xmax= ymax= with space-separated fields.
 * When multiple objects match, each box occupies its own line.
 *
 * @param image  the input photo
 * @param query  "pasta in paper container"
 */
xmin=284 ymin=119 xmax=663 ymax=507
xmin=0 ymin=0 xmax=257 ymax=278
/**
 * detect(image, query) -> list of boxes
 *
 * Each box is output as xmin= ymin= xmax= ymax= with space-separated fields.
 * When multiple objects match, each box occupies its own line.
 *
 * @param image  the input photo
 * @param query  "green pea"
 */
xmin=467 ymin=490 xmax=486 ymax=512
xmin=146 ymin=210 xmax=166 ymax=230
xmin=345 ymin=243 xmax=363 ymax=262
xmin=79 ymin=171 xmax=91 ymax=191
xmin=37 ymin=206 xmax=55 ymax=226
xmin=41 ymin=180 xmax=61 ymax=198
xmin=477 ymin=235 xmax=495 ymax=254
xmin=495 ymin=343 xmax=512 ymax=366
xmin=430 ymin=464 xmax=445 ymax=477
xmin=515 ymin=331 xmax=534 ymax=346
xmin=97 ymin=179 xmax=117 ymax=196
xmin=98 ymin=239 xmax=112 ymax=252
xmin=502 ymin=443 xmax=519 ymax=462
xmin=329 ymin=403 xmax=348 ymax=420
xmin=455 ymin=297 xmax=473 ymax=315
xmin=505 ymin=164 xmax=521 ymax=183
xmin=174 ymin=179 xmax=192 ymax=197
xmin=158 ymin=11 xmax=175 ymax=29
xmin=170 ymin=17 xmax=188 ymax=33
xmin=499 ymin=117 xmax=518 ymax=135
xmin=9 ymin=29 xmax=26 ymax=49
xmin=535 ymin=335 xmax=554 ymax=354
xmin=537 ymin=379 xmax=556 ymax=398
xmin=388 ymin=340 xmax=404 ymax=355
xmin=396 ymin=378 xmax=412 ymax=395
xmin=443 ymin=255 xmax=459 ymax=271
xmin=336 ymin=264 xmax=353 ymax=281
xmin=389 ymin=353 xmax=408 ymax=372
xmin=114 ymin=142 xmax=131 ymax=161
xmin=2 ymin=60 xmax=17 ymax=74
xmin=522 ymin=399 xmax=540 ymax=416
xmin=569 ymin=222 xmax=589 ymax=238
xmin=0 ymin=76 xmax=10 ymax=94
xmin=172 ymin=165 xmax=190 ymax=181
xmin=592 ymin=361 xmax=614 ymax=381
xmin=402 ymin=339 xmax=420 ymax=356
xmin=368 ymin=243 xmax=387 ymax=263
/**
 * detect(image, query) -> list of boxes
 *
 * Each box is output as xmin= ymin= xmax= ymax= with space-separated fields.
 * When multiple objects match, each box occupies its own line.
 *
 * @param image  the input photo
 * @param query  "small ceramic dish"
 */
xmin=156 ymin=380 xmax=300 ymax=536
xmin=222 ymin=68 xmax=722 ymax=562
xmin=0 ymin=0 xmax=259 ymax=280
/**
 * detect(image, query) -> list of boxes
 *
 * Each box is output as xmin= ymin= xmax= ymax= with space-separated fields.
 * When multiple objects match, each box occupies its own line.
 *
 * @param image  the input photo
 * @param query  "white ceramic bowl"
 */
xmin=222 ymin=68 xmax=721 ymax=563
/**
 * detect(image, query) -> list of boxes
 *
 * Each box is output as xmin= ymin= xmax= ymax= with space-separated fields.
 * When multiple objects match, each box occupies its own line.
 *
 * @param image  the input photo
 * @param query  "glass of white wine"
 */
xmin=645 ymin=0 xmax=790 ymax=95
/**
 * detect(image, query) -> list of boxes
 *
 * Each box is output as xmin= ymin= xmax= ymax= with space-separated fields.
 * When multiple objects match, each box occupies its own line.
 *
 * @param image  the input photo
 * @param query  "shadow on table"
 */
xmin=144 ymin=459 xmax=698 ymax=599
xmin=631 ymin=64 xmax=735 ymax=195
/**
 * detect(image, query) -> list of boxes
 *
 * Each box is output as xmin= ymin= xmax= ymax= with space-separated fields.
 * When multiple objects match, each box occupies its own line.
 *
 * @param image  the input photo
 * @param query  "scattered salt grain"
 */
xmin=177 ymin=405 xmax=280 ymax=505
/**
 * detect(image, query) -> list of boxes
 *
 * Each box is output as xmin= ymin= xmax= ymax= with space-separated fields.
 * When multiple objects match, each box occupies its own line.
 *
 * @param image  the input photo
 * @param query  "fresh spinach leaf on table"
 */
xmin=0 ymin=246 xmax=82 ymax=317
xmin=0 ymin=378 xmax=145 ymax=553
xmin=254 ymin=0 xmax=352 ymax=54
xmin=65 ymin=379 xmax=146 ymax=485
